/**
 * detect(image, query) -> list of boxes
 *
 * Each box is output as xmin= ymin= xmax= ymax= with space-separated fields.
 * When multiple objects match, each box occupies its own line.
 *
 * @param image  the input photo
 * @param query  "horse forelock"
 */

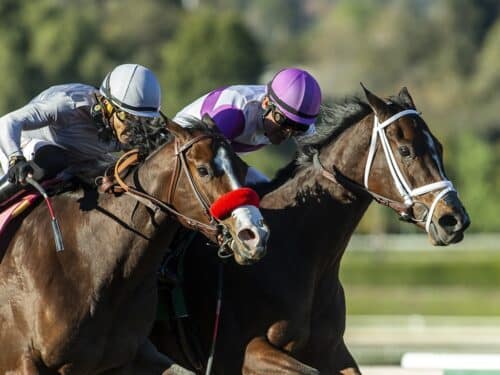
xmin=177 ymin=115 xmax=221 ymax=137
xmin=140 ymin=116 xmax=223 ymax=163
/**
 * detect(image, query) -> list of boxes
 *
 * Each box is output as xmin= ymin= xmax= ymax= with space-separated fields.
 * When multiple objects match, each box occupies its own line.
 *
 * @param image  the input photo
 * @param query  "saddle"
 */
xmin=0 ymin=178 xmax=75 ymax=238
xmin=0 ymin=152 xmax=134 ymax=245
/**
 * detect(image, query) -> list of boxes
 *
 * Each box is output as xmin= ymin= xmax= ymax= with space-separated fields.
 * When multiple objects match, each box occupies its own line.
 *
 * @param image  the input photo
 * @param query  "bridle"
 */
xmin=316 ymin=109 xmax=456 ymax=233
xmin=111 ymin=133 xmax=228 ymax=240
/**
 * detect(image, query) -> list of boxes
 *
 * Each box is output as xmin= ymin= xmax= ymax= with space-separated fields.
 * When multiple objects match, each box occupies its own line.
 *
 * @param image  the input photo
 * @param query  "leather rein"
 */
xmin=104 ymin=134 xmax=223 ymax=240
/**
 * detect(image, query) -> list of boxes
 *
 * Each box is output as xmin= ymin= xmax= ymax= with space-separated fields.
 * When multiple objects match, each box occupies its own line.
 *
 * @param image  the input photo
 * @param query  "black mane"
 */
xmin=299 ymin=97 xmax=371 ymax=149
xmin=259 ymin=93 xmax=413 ymax=193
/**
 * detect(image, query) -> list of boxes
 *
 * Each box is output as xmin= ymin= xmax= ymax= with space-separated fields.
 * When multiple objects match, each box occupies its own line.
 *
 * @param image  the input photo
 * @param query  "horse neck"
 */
xmin=83 ymin=143 xmax=179 ymax=286
xmin=260 ymin=114 xmax=375 ymax=267
xmin=320 ymin=113 xmax=375 ymax=186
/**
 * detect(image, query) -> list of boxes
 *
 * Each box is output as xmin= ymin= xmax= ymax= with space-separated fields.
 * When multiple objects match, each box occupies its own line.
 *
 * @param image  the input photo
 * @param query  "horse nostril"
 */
xmin=438 ymin=214 xmax=458 ymax=229
xmin=238 ymin=228 xmax=256 ymax=242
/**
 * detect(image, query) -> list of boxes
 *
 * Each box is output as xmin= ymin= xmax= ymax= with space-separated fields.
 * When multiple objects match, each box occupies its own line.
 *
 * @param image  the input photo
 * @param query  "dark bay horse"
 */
xmin=0 ymin=115 xmax=269 ymax=374
xmin=151 ymin=86 xmax=470 ymax=374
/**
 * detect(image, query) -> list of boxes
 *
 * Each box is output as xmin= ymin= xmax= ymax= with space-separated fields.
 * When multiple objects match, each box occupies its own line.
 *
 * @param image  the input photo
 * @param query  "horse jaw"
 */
xmin=226 ymin=205 xmax=269 ymax=265
xmin=426 ymin=192 xmax=470 ymax=246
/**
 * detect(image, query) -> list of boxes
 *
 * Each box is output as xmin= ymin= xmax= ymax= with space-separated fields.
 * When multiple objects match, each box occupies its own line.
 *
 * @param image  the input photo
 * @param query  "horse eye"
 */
xmin=197 ymin=165 xmax=210 ymax=177
xmin=398 ymin=145 xmax=411 ymax=157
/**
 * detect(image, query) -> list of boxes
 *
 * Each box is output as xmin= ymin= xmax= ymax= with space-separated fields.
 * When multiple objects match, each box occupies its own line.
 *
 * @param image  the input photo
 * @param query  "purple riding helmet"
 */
xmin=267 ymin=68 xmax=322 ymax=126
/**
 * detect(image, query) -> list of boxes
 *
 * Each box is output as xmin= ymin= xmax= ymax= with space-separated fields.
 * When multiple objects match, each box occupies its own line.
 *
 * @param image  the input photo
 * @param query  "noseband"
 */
xmin=316 ymin=109 xmax=456 ymax=233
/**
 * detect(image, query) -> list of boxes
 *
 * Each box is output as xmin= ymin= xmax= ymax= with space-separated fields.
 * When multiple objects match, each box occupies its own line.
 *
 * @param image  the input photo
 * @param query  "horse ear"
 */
xmin=201 ymin=113 xmax=217 ymax=129
xmin=202 ymin=113 xmax=225 ymax=137
xmin=360 ymin=82 xmax=386 ymax=115
xmin=398 ymin=86 xmax=416 ymax=109
xmin=161 ymin=111 xmax=187 ymax=139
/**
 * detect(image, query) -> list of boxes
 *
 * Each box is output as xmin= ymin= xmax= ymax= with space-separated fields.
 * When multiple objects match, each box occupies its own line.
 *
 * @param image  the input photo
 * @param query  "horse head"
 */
xmin=358 ymin=85 xmax=470 ymax=245
xmin=157 ymin=113 xmax=269 ymax=264
xmin=308 ymin=86 xmax=470 ymax=246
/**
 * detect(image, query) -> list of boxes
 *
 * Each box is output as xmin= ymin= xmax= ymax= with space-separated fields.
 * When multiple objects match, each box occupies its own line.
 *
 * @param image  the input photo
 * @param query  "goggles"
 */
xmin=114 ymin=109 xmax=151 ymax=127
xmin=115 ymin=109 xmax=136 ymax=122
xmin=264 ymin=102 xmax=310 ymax=134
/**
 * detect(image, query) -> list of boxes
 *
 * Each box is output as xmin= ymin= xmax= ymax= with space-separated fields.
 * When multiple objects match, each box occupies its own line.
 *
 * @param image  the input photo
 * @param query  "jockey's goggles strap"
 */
xmin=267 ymin=83 xmax=319 ymax=119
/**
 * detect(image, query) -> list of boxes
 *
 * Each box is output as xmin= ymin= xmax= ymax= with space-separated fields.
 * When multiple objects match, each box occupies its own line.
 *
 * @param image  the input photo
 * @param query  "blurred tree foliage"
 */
xmin=159 ymin=9 xmax=264 ymax=113
xmin=0 ymin=0 xmax=498 ymax=233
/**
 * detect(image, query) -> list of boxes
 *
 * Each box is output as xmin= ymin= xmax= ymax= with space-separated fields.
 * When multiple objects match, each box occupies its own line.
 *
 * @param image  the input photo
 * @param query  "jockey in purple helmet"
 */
xmin=173 ymin=67 xmax=322 ymax=185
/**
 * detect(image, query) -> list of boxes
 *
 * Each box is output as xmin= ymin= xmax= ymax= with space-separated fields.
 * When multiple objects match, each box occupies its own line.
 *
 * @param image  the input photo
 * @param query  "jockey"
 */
xmin=173 ymin=67 xmax=322 ymax=185
xmin=0 ymin=63 xmax=162 ymax=204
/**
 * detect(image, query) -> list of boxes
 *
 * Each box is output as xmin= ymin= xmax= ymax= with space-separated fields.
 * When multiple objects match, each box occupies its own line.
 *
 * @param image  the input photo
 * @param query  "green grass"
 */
xmin=340 ymin=250 xmax=500 ymax=287
xmin=344 ymin=285 xmax=500 ymax=315
xmin=339 ymin=250 xmax=500 ymax=315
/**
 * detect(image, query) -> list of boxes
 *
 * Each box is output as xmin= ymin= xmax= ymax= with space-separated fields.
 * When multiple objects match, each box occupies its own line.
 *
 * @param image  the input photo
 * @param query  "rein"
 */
xmin=109 ymin=135 xmax=222 ymax=239
xmin=315 ymin=109 xmax=456 ymax=233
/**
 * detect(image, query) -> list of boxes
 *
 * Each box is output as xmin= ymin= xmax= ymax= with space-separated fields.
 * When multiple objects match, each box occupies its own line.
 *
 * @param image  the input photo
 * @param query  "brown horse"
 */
xmin=150 ymin=86 xmax=470 ymax=374
xmin=0 ymin=115 xmax=269 ymax=374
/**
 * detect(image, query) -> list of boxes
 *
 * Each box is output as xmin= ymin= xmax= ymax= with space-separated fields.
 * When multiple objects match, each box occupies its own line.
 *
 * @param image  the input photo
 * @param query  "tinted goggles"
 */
xmin=267 ymin=103 xmax=310 ymax=133
xmin=114 ymin=109 xmax=149 ymax=126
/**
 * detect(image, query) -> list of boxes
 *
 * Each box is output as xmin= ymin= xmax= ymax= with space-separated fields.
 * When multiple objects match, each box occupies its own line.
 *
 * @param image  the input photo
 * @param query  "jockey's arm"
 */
xmin=0 ymin=100 xmax=56 ymax=161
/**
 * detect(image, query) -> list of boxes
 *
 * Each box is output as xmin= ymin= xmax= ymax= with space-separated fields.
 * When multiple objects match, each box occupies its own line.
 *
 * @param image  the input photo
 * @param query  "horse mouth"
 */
xmin=428 ymin=221 xmax=465 ymax=246
xmin=232 ymin=240 xmax=267 ymax=265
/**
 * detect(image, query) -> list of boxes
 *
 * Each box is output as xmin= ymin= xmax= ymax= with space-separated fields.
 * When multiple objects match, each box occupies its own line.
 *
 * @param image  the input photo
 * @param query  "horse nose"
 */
xmin=237 ymin=225 xmax=268 ymax=259
xmin=437 ymin=208 xmax=470 ymax=235
xmin=438 ymin=192 xmax=471 ymax=234
xmin=231 ymin=205 xmax=269 ymax=259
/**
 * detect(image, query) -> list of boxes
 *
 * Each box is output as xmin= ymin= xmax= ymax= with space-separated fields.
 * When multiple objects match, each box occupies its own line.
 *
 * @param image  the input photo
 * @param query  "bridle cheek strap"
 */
xmin=363 ymin=109 xmax=457 ymax=233
xmin=209 ymin=187 xmax=260 ymax=221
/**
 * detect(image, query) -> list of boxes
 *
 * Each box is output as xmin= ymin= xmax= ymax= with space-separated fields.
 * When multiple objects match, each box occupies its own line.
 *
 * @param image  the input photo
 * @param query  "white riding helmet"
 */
xmin=100 ymin=63 xmax=161 ymax=118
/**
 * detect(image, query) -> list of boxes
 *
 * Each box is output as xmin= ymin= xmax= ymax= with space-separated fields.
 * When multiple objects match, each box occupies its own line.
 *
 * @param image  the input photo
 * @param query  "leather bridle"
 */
xmin=111 ymin=133 xmax=227 ymax=240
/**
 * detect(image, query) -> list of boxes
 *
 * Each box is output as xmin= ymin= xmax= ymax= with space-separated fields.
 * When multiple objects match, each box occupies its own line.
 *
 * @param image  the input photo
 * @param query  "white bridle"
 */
xmin=364 ymin=109 xmax=456 ymax=233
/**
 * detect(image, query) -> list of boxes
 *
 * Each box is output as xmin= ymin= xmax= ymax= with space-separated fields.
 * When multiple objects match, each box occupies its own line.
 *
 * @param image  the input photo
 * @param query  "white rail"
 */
xmin=347 ymin=233 xmax=500 ymax=252
xmin=402 ymin=353 xmax=500 ymax=370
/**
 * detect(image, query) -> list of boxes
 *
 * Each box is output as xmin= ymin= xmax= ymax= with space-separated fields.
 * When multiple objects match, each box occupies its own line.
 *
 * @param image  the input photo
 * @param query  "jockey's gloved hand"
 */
xmin=7 ymin=155 xmax=33 ymax=185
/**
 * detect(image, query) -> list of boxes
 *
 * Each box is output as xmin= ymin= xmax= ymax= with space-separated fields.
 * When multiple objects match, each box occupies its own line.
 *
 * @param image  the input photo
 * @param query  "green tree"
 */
xmin=0 ymin=1 xmax=34 ymax=111
xmin=472 ymin=18 xmax=500 ymax=97
xmin=0 ymin=0 xmax=182 ymax=115
xmin=451 ymin=133 xmax=499 ymax=232
xmin=160 ymin=9 xmax=265 ymax=113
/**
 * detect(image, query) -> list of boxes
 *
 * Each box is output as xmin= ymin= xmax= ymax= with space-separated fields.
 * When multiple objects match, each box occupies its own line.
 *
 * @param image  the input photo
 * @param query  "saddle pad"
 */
xmin=0 ymin=193 xmax=40 ymax=237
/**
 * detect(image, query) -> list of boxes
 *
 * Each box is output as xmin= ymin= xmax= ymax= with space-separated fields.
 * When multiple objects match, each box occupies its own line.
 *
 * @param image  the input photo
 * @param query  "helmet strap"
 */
xmin=92 ymin=94 xmax=116 ymax=143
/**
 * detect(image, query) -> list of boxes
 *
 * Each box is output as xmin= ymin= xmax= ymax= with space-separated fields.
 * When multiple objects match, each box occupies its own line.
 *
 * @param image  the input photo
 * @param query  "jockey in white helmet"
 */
xmin=0 ymin=63 xmax=162 ymax=204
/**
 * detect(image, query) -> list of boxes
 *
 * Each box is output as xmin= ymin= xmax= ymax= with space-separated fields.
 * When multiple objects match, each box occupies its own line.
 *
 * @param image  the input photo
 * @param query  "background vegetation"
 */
xmin=3 ymin=1 xmax=499 ymax=365
xmin=1 ymin=0 xmax=498 ymax=234
xmin=341 ymin=248 xmax=500 ymax=316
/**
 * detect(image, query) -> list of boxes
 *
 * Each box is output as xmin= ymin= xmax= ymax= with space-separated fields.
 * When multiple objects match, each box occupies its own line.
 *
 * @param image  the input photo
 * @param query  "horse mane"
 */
xmin=264 ymin=94 xmax=412 ymax=189
xmin=172 ymin=114 xmax=223 ymax=137
xmin=258 ymin=96 xmax=370 ymax=191
xmin=66 ymin=116 xmax=214 ymax=190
